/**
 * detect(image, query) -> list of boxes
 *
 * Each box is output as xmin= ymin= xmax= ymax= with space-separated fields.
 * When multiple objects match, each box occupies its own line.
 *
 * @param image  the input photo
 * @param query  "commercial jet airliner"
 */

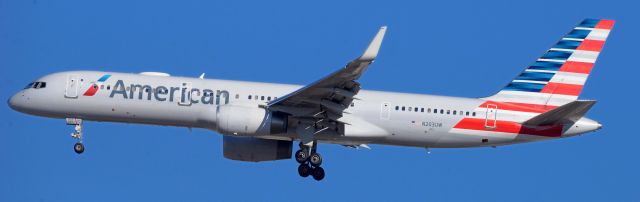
xmin=8 ymin=19 xmax=613 ymax=181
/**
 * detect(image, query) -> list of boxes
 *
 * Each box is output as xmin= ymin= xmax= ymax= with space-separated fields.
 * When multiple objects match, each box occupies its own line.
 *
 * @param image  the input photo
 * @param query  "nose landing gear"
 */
xmin=66 ymin=118 xmax=84 ymax=154
xmin=295 ymin=141 xmax=325 ymax=181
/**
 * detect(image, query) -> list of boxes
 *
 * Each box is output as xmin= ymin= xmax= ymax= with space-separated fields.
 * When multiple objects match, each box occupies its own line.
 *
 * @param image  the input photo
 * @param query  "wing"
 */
xmin=267 ymin=26 xmax=387 ymax=133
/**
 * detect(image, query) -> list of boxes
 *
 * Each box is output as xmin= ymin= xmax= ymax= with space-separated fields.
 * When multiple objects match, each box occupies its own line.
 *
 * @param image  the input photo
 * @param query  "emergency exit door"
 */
xmin=65 ymin=74 xmax=80 ymax=98
xmin=484 ymin=104 xmax=497 ymax=129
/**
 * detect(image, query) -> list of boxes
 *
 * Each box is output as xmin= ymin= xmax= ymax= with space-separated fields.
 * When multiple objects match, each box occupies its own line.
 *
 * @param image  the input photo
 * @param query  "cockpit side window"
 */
xmin=30 ymin=82 xmax=47 ymax=89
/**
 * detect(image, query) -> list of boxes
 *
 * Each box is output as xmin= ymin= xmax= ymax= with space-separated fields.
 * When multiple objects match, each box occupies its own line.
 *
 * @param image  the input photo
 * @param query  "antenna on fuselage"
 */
xmin=199 ymin=73 xmax=205 ymax=79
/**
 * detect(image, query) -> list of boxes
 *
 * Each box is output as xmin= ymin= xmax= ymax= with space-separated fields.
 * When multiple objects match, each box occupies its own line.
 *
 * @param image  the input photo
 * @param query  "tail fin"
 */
xmin=486 ymin=19 xmax=614 ymax=110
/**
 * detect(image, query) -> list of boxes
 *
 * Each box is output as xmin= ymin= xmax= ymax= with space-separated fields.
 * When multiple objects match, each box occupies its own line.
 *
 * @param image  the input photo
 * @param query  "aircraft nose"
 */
xmin=8 ymin=94 xmax=17 ymax=110
xmin=8 ymin=93 xmax=24 ymax=111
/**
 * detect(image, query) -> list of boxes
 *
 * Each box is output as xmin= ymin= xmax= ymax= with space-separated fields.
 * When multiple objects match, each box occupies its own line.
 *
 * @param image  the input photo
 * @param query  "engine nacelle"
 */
xmin=216 ymin=105 xmax=288 ymax=136
xmin=223 ymin=136 xmax=292 ymax=162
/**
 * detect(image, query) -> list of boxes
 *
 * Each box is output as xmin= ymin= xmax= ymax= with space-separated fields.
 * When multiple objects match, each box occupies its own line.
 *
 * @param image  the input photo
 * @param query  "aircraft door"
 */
xmin=484 ymin=104 xmax=497 ymax=129
xmin=65 ymin=74 xmax=80 ymax=98
xmin=178 ymin=82 xmax=192 ymax=106
xmin=380 ymin=102 xmax=390 ymax=120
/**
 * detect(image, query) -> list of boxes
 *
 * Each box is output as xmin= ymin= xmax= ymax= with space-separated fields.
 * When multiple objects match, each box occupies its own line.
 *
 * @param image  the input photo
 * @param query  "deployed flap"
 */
xmin=523 ymin=100 xmax=596 ymax=126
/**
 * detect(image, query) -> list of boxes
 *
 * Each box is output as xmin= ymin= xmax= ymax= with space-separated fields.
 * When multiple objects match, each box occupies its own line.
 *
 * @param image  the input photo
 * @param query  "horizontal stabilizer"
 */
xmin=523 ymin=100 xmax=596 ymax=126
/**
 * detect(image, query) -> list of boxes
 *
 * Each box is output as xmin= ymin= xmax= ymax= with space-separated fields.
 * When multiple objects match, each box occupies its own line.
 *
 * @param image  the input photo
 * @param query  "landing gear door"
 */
xmin=380 ymin=102 xmax=390 ymax=120
xmin=484 ymin=104 xmax=497 ymax=129
xmin=65 ymin=74 xmax=80 ymax=98
xmin=178 ymin=82 xmax=192 ymax=106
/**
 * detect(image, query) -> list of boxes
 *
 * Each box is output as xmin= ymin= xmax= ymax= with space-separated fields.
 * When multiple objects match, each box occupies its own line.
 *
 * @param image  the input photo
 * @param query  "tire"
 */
xmin=312 ymin=166 xmax=325 ymax=181
xmin=74 ymin=142 xmax=85 ymax=154
xmin=297 ymin=164 xmax=311 ymax=177
xmin=295 ymin=149 xmax=308 ymax=164
xmin=309 ymin=153 xmax=322 ymax=167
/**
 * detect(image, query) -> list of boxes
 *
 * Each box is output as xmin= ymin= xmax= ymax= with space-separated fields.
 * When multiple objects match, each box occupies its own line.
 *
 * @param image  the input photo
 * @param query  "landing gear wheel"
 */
xmin=295 ymin=149 xmax=309 ymax=164
xmin=297 ymin=163 xmax=311 ymax=177
xmin=312 ymin=166 xmax=325 ymax=181
xmin=74 ymin=142 xmax=85 ymax=154
xmin=309 ymin=152 xmax=322 ymax=167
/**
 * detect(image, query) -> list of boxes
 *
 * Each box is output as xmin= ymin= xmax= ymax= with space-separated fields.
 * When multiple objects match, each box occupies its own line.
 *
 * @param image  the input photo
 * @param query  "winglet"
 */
xmin=359 ymin=26 xmax=387 ymax=61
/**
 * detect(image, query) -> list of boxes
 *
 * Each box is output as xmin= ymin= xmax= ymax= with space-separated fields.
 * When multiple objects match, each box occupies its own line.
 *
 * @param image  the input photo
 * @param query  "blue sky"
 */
xmin=1 ymin=0 xmax=638 ymax=201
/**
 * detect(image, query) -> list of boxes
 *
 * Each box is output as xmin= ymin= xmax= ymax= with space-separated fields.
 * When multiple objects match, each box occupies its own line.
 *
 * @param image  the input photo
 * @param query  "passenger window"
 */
xmin=427 ymin=108 xmax=431 ymax=113
xmin=248 ymin=95 xmax=252 ymax=100
xmin=235 ymin=94 xmax=240 ymax=99
xmin=100 ymin=85 xmax=104 ymax=89
xmin=447 ymin=110 xmax=450 ymax=115
xmin=261 ymin=96 xmax=265 ymax=100
xmin=255 ymin=95 xmax=258 ymax=100
xmin=402 ymin=106 xmax=405 ymax=111
xmin=466 ymin=111 xmax=470 ymax=116
xmin=440 ymin=109 xmax=444 ymax=114
xmin=472 ymin=112 xmax=476 ymax=117
xmin=421 ymin=108 xmax=424 ymax=112
xmin=267 ymin=96 xmax=271 ymax=101
xmin=107 ymin=85 xmax=111 ymax=90
xmin=408 ymin=107 xmax=412 ymax=111
xmin=453 ymin=110 xmax=457 ymax=115
xmin=433 ymin=108 xmax=437 ymax=113
xmin=395 ymin=106 xmax=399 ymax=110
xmin=414 ymin=107 xmax=418 ymax=112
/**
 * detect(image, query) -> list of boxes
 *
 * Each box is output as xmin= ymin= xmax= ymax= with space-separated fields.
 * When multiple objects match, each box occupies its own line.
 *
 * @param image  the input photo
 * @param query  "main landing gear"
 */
xmin=66 ymin=118 xmax=84 ymax=154
xmin=295 ymin=141 xmax=325 ymax=181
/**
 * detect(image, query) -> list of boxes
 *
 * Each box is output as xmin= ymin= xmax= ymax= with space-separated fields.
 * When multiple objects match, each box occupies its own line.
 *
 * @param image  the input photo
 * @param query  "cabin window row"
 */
xmin=394 ymin=105 xmax=476 ymax=117
xmin=247 ymin=95 xmax=277 ymax=102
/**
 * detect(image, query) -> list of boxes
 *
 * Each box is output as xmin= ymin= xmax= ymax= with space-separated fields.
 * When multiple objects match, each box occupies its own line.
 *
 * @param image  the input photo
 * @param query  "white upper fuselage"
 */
xmin=8 ymin=71 xmax=601 ymax=148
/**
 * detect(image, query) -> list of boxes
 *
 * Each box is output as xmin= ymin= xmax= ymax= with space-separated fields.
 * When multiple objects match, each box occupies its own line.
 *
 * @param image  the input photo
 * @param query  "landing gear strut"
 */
xmin=295 ymin=141 xmax=325 ymax=181
xmin=67 ymin=118 xmax=84 ymax=154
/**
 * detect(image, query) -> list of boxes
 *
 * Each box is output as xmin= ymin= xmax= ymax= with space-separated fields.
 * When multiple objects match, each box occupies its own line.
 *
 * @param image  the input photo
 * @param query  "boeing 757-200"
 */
xmin=8 ymin=19 xmax=613 ymax=181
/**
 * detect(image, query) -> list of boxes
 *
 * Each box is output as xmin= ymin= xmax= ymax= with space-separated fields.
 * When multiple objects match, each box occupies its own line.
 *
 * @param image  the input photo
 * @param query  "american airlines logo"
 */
xmin=83 ymin=74 xmax=111 ymax=96
xmin=85 ymin=75 xmax=230 ymax=105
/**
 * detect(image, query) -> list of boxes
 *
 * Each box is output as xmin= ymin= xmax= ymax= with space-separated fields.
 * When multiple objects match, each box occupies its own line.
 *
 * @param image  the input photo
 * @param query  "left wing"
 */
xmin=267 ymin=26 xmax=387 ymax=134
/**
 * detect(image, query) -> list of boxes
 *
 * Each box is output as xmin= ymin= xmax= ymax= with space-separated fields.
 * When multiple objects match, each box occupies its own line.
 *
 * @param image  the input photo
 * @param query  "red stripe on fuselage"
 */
xmin=559 ymin=61 xmax=593 ymax=74
xmin=453 ymin=118 xmax=563 ymax=137
xmin=540 ymin=82 xmax=583 ymax=96
xmin=480 ymin=101 xmax=550 ymax=113
xmin=503 ymin=102 xmax=558 ymax=111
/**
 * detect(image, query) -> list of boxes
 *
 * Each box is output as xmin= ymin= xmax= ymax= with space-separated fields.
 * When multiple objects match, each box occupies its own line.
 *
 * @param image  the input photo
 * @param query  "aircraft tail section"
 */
xmin=523 ymin=100 xmax=596 ymax=126
xmin=485 ymin=19 xmax=614 ymax=111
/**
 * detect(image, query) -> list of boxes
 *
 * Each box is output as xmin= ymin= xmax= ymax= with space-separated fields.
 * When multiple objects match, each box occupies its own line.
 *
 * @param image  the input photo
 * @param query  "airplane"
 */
xmin=8 ymin=19 xmax=613 ymax=181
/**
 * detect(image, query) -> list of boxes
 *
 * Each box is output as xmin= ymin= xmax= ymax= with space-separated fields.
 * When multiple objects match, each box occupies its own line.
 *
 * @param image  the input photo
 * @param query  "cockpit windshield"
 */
xmin=24 ymin=82 xmax=46 ymax=89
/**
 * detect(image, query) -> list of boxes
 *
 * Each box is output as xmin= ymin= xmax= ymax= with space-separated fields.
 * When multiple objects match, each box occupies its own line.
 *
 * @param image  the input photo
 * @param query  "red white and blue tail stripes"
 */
xmin=451 ymin=19 xmax=613 ymax=139
xmin=486 ymin=19 xmax=614 ymax=109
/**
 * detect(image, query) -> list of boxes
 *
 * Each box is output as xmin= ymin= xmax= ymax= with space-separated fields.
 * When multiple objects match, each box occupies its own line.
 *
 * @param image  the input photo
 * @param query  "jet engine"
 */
xmin=215 ymin=105 xmax=288 ymax=136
